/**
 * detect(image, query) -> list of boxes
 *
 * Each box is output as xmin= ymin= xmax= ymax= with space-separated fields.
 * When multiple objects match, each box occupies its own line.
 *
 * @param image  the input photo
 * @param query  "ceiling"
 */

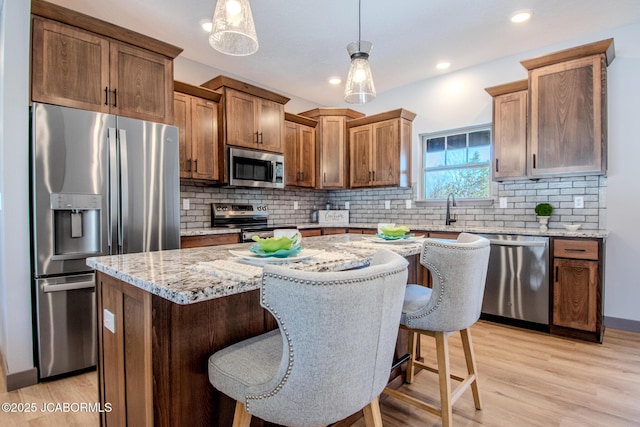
xmin=45 ymin=0 xmax=640 ymax=106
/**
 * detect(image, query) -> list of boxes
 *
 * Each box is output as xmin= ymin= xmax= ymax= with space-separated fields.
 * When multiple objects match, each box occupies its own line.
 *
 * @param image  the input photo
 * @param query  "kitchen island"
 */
xmin=87 ymin=234 xmax=424 ymax=427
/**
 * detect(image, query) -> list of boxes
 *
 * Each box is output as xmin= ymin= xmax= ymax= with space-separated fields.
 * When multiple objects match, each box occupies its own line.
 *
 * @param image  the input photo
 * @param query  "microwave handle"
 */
xmin=270 ymin=161 xmax=275 ymax=183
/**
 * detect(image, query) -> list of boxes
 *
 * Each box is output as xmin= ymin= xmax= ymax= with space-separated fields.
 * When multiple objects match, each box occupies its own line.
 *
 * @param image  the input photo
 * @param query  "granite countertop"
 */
xmin=87 ymin=234 xmax=424 ymax=305
xmin=182 ymin=223 xmax=608 ymax=239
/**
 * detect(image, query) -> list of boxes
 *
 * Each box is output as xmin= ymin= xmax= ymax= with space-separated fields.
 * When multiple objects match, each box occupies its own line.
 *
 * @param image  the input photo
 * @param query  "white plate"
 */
xmin=228 ymin=248 xmax=323 ymax=264
xmin=363 ymin=235 xmax=425 ymax=245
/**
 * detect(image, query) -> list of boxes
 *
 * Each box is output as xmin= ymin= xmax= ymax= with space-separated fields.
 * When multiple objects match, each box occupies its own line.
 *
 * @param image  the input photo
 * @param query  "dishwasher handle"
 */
xmin=488 ymin=239 xmax=547 ymax=248
xmin=43 ymin=280 xmax=95 ymax=293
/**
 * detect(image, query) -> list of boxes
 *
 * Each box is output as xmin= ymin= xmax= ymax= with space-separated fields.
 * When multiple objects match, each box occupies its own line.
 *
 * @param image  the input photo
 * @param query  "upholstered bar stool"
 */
xmin=384 ymin=233 xmax=490 ymax=427
xmin=209 ymin=248 xmax=409 ymax=427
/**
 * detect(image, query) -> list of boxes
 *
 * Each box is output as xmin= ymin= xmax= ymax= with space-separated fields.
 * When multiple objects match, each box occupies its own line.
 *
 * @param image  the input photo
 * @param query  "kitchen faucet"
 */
xmin=445 ymin=193 xmax=457 ymax=225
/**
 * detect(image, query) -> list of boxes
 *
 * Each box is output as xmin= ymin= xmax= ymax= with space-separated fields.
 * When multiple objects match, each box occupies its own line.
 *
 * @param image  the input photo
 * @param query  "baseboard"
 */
xmin=604 ymin=316 xmax=640 ymax=333
xmin=5 ymin=367 xmax=38 ymax=391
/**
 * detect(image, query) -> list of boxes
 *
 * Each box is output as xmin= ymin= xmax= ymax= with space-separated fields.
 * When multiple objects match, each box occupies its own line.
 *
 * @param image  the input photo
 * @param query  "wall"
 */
xmin=0 ymin=0 xmax=36 ymax=389
xmin=328 ymin=176 xmax=605 ymax=230
xmin=181 ymin=184 xmax=327 ymax=228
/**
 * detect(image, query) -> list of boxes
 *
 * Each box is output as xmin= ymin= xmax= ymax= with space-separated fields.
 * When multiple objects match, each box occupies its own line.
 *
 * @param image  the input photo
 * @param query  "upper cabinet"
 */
xmin=487 ymin=38 xmax=614 ymax=181
xmin=485 ymin=80 xmax=529 ymax=181
xmin=299 ymin=108 xmax=365 ymax=189
xmin=284 ymin=113 xmax=317 ymax=188
xmin=347 ymin=109 xmax=416 ymax=188
xmin=523 ymin=39 xmax=614 ymax=178
xmin=174 ymin=82 xmax=221 ymax=181
xmin=201 ymin=76 xmax=289 ymax=154
xmin=30 ymin=0 xmax=181 ymax=124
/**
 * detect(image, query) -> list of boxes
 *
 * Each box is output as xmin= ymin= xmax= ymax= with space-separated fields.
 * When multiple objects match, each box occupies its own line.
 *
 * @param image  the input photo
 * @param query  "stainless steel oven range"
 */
xmin=211 ymin=203 xmax=297 ymax=242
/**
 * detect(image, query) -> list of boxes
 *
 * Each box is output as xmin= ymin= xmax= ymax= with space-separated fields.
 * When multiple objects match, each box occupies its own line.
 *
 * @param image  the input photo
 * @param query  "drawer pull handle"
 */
xmin=564 ymin=248 xmax=587 ymax=252
xmin=555 ymin=266 xmax=559 ymax=282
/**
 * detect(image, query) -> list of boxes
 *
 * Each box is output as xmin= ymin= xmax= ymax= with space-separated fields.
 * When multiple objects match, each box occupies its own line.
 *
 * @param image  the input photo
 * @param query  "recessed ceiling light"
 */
xmin=200 ymin=19 xmax=213 ymax=32
xmin=436 ymin=62 xmax=451 ymax=70
xmin=510 ymin=9 xmax=532 ymax=23
xmin=329 ymin=77 xmax=342 ymax=85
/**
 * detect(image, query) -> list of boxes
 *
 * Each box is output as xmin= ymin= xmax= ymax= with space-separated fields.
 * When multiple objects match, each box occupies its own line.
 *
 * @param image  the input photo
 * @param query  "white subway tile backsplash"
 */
xmin=180 ymin=175 xmax=605 ymax=231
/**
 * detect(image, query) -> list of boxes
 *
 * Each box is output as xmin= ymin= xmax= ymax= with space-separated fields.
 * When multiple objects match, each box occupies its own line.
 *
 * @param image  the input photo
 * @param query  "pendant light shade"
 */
xmin=209 ymin=0 xmax=258 ymax=56
xmin=344 ymin=0 xmax=376 ymax=104
xmin=344 ymin=41 xmax=376 ymax=104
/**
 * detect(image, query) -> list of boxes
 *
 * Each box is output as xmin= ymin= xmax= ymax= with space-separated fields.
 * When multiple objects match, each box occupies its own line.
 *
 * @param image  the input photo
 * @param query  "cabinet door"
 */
xmin=553 ymin=258 xmax=598 ymax=332
xmin=372 ymin=119 xmax=400 ymax=186
xmin=284 ymin=121 xmax=299 ymax=185
xmin=530 ymin=55 xmax=605 ymax=177
xmin=191 ymin=98 xmax=219 ymax=181
xmin=299 ymin=125 xmax=316 ymax=187
xmin=225 ymin=89 xmax=257 ymax=149
xmin=173 ymin=92 xmax=192 ymax=178
xmin=318 ymin=117 xmax=346 ymax=188
xmin=110 ymin=41 xmax=173 ymax=123
xmin=349 ymin=125 xmax=372 ymax=188
xmin=31 ymin=17 xmax=110 ymax=112
xmin=256 ymin=98 xmax=284 ymax=153
xmin=493 ymin=90 xmax=527 ymax=180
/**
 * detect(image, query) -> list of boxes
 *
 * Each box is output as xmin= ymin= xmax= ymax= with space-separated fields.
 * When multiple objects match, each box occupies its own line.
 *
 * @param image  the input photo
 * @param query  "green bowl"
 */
xmin=380 ymin=226 xmax=410 ymax=237
xmin=251 ymin=235 xmax=298 ymax=252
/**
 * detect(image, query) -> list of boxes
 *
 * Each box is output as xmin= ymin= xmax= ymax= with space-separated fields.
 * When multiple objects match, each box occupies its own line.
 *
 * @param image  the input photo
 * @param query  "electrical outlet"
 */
xmin=385 ymin=200 xmax=391 ymax=210
xmin=103 ymin=309 xmax=116 ymax=333
xmin=344 ymin=201 xmax=350 ymax=210
xmin=183 ymin=199 xmax=190 ymax=210
xmin=294 ymin=201 xmax=299 ymax=210
xmin=405 ymin=200 xmax=412 ymax=209
xmin=499 ymin=197 xmax=507 ymax=209
xmin=574 ymin=196 xmax=584 ymax=209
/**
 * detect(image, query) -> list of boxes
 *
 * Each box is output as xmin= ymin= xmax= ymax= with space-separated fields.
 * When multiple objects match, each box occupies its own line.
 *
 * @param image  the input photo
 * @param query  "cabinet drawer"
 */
xmin=554 ymin=239 xmax=598 ymax=260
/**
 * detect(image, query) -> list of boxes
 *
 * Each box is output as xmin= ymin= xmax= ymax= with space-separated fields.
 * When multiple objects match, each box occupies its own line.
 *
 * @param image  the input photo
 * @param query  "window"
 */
xmin=421 ymin=124 xmax=491 ymax=200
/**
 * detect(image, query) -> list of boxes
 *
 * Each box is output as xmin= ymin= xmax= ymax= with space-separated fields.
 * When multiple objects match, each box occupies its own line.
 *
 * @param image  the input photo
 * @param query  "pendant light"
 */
xmin=344 ymin=0 xmax=376 ymax=104
xmin=209 ymin=0 xmax=258 ymax=56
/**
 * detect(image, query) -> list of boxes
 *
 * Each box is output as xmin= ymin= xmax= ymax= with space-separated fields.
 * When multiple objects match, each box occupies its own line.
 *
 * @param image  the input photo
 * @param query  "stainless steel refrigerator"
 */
xmin=31 ymin=102 xmax=180 ymax=379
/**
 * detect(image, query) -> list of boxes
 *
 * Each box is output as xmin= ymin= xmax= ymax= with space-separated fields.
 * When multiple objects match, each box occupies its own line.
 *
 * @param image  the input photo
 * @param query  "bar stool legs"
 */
xmin=384 ymin=327 xmax=482 ymax=427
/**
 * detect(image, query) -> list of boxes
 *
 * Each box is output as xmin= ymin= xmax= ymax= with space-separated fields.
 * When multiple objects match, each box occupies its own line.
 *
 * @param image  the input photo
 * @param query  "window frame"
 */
xmin=419 ymin=123 xmax=493 ymax=202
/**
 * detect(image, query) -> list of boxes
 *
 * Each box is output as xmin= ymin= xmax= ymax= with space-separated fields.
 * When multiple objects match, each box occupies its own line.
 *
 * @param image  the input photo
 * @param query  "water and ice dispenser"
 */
xmin=50 ymin=193 xmax=102 ymax=259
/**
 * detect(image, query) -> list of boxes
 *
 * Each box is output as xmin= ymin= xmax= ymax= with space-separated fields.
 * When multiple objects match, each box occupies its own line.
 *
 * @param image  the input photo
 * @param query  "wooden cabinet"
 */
xmin=522 ymin=38 xmax=614 ymax=178
xmin=299 ymin=108 xmax=365 ymax=189
xmin=551 ymin=238 xmax=604 ymax=343
xmin=284 ymin=113 xmax=317 ymax=188
xmin=30 ymin=3 xmax=180 ymax=124
xmin=180 ymin=233 xmax=239 ymax=248
xmin=97 ymin=273 xmax=153 ymax=426
xmin=202 ymin=76 xmax=289 ymax=155
xmin=347 ymin=109 xmax=415 ymax=188
xmin=485 ymin=80 xmax=528 ymax=181
xmin=174 ymin=82 xmax=222 ymax=181
xmin=486 ymin=39 xmax=614 ymax=180
xmin=299 ymin=228 xmax=322 ymax=238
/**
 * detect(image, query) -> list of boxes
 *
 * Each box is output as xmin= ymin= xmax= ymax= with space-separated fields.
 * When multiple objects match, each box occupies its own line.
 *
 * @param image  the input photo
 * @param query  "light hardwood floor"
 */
xmin=2 ymin=321 xmax=639 ymax=426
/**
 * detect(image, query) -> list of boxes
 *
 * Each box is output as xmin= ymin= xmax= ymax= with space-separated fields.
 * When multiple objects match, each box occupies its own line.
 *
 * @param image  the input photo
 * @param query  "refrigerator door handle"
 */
xmin=119 ymin=129 xmax=129 ymax=254
xmin=108 ymin=127 xmax=119 ymax=255
xmin=43 ymin=280 xmax=95 ymax=293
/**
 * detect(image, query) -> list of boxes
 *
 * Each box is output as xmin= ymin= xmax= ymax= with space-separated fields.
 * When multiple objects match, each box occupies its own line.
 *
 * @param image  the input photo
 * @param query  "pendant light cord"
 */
xmin=358 ymin=0 xmax=362 ymax=51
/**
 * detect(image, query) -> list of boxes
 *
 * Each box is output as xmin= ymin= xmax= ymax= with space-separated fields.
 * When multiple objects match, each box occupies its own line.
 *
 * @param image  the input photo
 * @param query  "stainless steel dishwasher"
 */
xmin=477 ymin=234 xmax=550 ymax=327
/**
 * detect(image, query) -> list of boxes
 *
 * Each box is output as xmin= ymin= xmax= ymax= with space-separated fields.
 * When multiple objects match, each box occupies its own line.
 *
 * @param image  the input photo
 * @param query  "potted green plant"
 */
xmin=534 ymin=203 xmax=553 ymax=231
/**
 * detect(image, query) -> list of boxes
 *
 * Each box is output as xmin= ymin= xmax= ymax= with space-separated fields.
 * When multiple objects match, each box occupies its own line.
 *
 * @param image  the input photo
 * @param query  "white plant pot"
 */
xmin=537 ymin=216 xmax=550 ymax=232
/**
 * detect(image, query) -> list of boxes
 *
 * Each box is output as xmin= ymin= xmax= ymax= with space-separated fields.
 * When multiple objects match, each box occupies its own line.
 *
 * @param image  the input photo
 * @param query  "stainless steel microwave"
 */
xmin=228 ymin=147 xmax=285 ymax=189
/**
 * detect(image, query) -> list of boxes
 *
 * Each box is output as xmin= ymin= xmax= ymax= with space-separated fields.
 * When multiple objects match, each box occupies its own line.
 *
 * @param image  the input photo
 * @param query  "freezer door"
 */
xmin=35 ymin=274 xmax=97 ymax=379
xmin=115 ymin=117 xmax=180 ymax=253
xmin=31 ymin=103 xmax=114 ymax=276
